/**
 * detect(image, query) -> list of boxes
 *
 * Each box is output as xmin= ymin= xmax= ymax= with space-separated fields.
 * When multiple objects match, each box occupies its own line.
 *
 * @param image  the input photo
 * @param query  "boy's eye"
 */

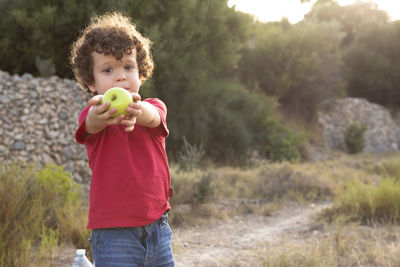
xmin=103 ymin=67 xmax=112 ymax=73
xmin=125 ymin=65 xmax=135 ymax=70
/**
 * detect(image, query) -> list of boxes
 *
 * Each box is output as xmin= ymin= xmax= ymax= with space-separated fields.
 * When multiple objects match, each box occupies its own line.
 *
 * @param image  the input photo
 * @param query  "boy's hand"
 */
xmin=121 ymin=93 xmax=142 ymax=132
xmin=85 ymin=95 xmax=125 ymax=134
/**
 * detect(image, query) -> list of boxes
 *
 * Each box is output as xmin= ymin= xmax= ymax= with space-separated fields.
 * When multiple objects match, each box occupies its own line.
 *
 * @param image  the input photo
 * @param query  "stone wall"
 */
xmin=317 ymin=98 xmax=400 ymax=153
xmin=0 ymin=70 xmax=91 ymax=182
xmin=2 ymin=71 xmax=399 ymax=181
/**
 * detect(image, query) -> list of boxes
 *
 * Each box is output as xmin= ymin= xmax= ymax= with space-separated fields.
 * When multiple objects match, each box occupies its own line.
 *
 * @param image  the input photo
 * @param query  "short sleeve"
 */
xmin=75 ymin=106 xmax=91 ymax=144
xmin=144 ymin=98 xmax=169 ymax=138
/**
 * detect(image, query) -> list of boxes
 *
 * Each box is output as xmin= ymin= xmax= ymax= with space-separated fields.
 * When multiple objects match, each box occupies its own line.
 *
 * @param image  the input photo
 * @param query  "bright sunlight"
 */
xmin=228 ymin=0 xmax=400 ymax=23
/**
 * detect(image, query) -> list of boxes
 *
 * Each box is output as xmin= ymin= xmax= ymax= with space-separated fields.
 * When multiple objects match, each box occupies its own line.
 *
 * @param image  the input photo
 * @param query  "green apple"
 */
xmin=101 ymin=87 xmax=133 ymax=118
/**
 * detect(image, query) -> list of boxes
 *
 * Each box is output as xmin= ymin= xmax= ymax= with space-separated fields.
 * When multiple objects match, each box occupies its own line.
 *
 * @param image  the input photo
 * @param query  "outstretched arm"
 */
xmin=123 ymin=95 xmax=161 ymax=131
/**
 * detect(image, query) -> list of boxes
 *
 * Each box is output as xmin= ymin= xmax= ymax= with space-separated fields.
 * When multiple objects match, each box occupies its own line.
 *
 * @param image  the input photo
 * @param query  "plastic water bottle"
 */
xmin=71 ymin=249 xmax=93 ymax=267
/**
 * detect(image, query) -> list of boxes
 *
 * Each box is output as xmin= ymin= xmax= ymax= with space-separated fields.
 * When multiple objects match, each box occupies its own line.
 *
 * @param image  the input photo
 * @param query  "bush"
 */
xmin=170 ymin=168 xmax=214 ymax=206
xmin=264 ymin=125 xmax=307 ymax=162
xmin=253 ymin=164 xmax=333 ymax=201
xmin=192 ymin=173 xmax=214 ymax=205
xmin=177 ymin=136 xmax=205 ymax=171
xmin=323 ymin=178 xmax=400 ymax=224
xmin=345 ymin=123 xmax=367 ymax=154
xmin=0 ymin=162 xmax=89 ymax=266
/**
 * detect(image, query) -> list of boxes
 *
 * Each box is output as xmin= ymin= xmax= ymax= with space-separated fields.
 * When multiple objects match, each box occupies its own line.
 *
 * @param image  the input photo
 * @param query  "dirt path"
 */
xmin=58 ymin=203 xmax=329 ymax=266
xmin=172 ymin=203 xmax=330 ymax=266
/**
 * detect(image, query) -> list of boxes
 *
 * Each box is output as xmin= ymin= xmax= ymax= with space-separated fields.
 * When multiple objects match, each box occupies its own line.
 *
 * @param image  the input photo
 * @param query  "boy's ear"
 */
xmin=139 ymin=74 xmax=144 ymax=85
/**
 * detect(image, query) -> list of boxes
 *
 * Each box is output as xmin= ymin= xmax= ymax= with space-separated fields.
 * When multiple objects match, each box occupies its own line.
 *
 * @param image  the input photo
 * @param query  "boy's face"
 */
xmin=89 ymin=51 xmax=142 ymax=95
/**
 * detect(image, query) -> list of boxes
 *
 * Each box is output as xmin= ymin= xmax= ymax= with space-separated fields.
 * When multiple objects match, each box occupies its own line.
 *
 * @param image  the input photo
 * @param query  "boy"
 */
xmin=70 ymin=12 xmax=174 ymax=266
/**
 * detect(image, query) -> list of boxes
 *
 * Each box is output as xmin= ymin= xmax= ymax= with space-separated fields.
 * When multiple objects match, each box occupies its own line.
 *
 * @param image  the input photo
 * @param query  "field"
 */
xmin=168 ymin=151 xmax=400 ymax=266
xmin=2 ymin=151 xmax=400 ymax=266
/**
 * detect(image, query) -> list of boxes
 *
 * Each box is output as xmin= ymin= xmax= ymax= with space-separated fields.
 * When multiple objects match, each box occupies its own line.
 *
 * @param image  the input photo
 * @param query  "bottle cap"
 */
xmin=76 ymin=249 xmax=86 ymax=256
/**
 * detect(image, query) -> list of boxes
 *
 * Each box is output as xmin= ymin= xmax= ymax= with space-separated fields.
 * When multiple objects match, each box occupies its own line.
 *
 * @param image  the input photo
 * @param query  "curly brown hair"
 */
xmin=70 ymin=12 xmax=154 ymax=94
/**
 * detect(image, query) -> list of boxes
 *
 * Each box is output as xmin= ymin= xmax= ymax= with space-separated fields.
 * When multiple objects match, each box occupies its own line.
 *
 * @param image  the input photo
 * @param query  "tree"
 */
xmin=238 ymin=19 xmax=346 ymax=120
xmin=0 ymin=0 xmax=133 ymax=76
xmin=305 ymin=0 xmax=390 ymax=46
xmin=305 ymin=0 xmax=400 ymax=107
xmin=343 ymin=21 xmax=400 ymax=107
xmin=0 ymin=0 xmax=305 ymax=163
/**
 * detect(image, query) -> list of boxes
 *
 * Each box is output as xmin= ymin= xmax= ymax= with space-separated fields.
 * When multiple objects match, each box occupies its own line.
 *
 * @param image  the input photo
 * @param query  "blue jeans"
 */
xmin=90 ymin=213 xmax=174 ymax=267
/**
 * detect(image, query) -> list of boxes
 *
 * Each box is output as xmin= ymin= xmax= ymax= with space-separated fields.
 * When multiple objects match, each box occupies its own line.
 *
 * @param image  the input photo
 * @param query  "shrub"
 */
xmin=345 ymin=123 xmax=367 ymax=154
xmin=193 ymin=173 xmax=214 ymax=205
xmin=253 ymin=164 xmax=333 ymax=201
xmin=323 ymin=178 xmax=400 ymax=224
xmin=177 ymin=136 xmax=204 ymax=171
xmin=170 ymin=168 xmax=214 ymax=207
xmin=264 ymin=126 xmax=307 ymax=162
xmin=0 ymin=162 xmax=89 ymax=266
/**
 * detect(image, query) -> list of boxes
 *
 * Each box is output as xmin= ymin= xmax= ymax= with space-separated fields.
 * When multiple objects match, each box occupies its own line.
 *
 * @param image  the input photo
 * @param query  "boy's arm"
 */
xmin=83 ymin=93 xmax=159 ymax=134
xmin=123 ymin=96 xmax=161 ymax=131
xmin=134 ymin=101 xmax=161 ymax=128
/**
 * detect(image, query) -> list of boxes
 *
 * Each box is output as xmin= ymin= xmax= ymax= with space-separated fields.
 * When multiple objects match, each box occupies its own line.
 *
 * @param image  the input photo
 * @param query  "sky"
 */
xmin=228 ymin=0 xmax=400 ymax=23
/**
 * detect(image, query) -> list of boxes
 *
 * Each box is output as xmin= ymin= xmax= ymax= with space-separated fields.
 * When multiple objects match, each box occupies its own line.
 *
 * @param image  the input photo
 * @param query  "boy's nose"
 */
xmin=116 ymin=71 xmax=127 ymax=81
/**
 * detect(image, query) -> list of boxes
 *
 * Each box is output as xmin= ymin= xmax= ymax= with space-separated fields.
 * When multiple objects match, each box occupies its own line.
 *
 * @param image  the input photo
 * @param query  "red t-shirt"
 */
xmin=75 ymin=98 xmax=171 ymax=229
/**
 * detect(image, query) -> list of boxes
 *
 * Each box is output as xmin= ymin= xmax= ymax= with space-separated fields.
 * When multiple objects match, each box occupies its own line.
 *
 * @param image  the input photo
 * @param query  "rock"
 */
xmin=62 ymin=146 xmax=74 ymax=160
xmin=0 ymin=145 xmax=8 ymax=153
xmin=10 ymin=141 xmax=25 ymax=151
xmin=0 ymin=95 xmax=9 ymax=104
xmin=317 ymin=98 xmax=400 ymax=153
xmin=10 ymin=108 xmax=19 ymax=117
xmin=58 ymin=111 xmax=68 ymax=121
xmin=0 ymin=70 xmax=89 ymax=183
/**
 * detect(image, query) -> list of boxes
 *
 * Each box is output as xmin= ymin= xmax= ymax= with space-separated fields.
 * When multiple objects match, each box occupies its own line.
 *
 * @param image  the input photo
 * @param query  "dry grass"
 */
xmin=170 ymin=152 xmax=396 ymax=227
xmin=3 ymin=151 xmax=400 ymax=266
xmin=255 ymin=222 xmax=400 ymax=267
xmin=0 ymin=162 xmax=90 ymax=266
xmin=173 ymin=212 xmax=400 ymax=266
xmin=171 ymin=152 xmax=400 ymax=266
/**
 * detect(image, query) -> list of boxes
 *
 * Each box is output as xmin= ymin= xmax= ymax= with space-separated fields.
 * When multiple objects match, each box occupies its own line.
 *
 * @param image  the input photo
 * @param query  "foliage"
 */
xmin=133 ymin=1 xmax=279 ymax=163
xmin=238 ymin=19 xmax=346 ymax=120
xmin=0 ymin=162 xmax=89 ymax=266
xmin=343 ymin=22 xmax=400 ymax=107
xmin=306 ymin=0 xmax=389 ymax=46
xmin=0 ymin=0 xmax=134 ymax=77
xmin=264 ymin=126 xmax=307 ymax=162
xmin=306 ymin=0 xmax=400 ymax=107
xmin=324 ymin=178 xmax=400 ymax=224
xmin=1 ymin=0 xmax=399 ymax=163
xmin=0 ymin=0 xmax=301 ymax=163
xmin=344 ymin=123 xmax=366 ymax=154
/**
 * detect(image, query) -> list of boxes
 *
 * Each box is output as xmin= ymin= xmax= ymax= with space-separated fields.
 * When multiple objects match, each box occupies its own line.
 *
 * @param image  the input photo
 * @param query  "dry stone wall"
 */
xmin=317 ymin=98 xmax=400 ymax=153
xmin=1 ymin=70 xmax=399 ymax=181
xmin=0 ymin=70 xmax=91 ymax=182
